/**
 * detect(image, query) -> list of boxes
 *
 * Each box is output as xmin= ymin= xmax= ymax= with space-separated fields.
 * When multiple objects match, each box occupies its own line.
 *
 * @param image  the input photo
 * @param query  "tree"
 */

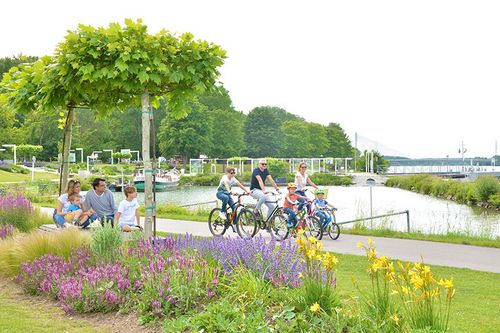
xmin=325 ymin=123 xmax=353 ymax=157
xmin=282 ymin=120 xmax=311 ymax=157
xmin=158 ymin=100 xmax=213 ymax=164
xmin=16 ymin=144 xmax=43 ymax=162
xmin=2 ymin=19 xmax=226 ymax=236
xmin=209 ymin=108 xmax=246 ymax=157
xmin=0 ymin=55 xmax=38 ymax=79
xmin=244 ymin=106 xmax=284 ymax=157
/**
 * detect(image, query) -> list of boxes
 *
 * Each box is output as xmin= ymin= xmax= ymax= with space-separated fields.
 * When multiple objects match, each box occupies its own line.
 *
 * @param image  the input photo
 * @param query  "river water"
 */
xmin=113 ymin=186 xmax=500 ymax=238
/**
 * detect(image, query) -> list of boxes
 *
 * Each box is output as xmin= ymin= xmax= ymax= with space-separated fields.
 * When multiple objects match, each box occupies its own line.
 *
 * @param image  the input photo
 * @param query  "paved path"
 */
xmin=39 ymin=207 xmax=500 ymax=273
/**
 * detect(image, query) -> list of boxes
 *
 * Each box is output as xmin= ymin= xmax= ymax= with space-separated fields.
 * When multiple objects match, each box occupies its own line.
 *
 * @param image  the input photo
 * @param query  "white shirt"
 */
xmin=216 ymin=175 xmax=238 ymax=192
xmin=58 ymin=194 xmax=71 ymax=213
xmin=295 ymin=172 xmax=308 ymax=191
xmin=117 ymin=198 xmax=140 ymax=225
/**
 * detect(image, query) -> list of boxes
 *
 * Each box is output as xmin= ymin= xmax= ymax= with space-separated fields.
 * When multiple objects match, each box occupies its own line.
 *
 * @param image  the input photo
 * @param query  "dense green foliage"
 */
xmin=385 ymin=174 xmax=500 ymax=208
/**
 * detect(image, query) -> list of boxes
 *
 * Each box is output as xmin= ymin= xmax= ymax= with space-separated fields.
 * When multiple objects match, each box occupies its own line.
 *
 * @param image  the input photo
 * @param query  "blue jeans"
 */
xmin=284 ymin=208 xmax=297 ymax=227
xmin=295 ymin=190 xmax=307 ymax=210
xmin=53 ymin=209 xmax=66 ymax=227
xmin=315 ymin=210 xmax=331 ymax=227
xmin=216 ymin=191 xmax=234 ymax=213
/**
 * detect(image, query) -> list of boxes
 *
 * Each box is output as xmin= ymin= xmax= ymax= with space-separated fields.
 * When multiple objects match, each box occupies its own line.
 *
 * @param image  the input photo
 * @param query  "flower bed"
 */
xmin=12 ymin=231 xmax=457 ymax=332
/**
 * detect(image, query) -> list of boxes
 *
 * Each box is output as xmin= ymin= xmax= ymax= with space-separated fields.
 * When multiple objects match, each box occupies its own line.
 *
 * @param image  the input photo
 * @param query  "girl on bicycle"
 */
xmin=216 ymin=167 xmax=251 ymax=220
xmin=313 ymin=188 xmax=337 ymax=227
xmin=283 ymin=182 xmax=309 ymax=228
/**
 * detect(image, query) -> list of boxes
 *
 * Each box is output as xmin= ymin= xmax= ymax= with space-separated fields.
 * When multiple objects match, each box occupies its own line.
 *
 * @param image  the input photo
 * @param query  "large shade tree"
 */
xmin=1 ymin=19 xmax=226 ymax=235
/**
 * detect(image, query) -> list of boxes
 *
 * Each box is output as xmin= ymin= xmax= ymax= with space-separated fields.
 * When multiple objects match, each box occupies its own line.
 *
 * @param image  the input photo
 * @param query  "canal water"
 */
xmin=113 ymin=186 xmax=500 ymax=238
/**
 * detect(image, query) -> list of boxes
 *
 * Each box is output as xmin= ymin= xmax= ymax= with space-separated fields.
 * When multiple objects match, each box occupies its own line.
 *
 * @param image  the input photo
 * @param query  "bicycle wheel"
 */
xmin=208 ymin=208 xmax=227 ymax=237
xmin=268 ymin=213 xmax=289 ymax=241
xmin=236 ymin=208 xmax=257 ymax=238
xmin=328 ymin=223 xmax=340 ymax=240
xmin=306 ymin=215 xmax=323 ymax=240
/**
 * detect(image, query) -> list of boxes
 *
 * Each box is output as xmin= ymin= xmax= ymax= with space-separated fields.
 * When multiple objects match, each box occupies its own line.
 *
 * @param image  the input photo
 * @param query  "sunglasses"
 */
xmin=260 ymin=163 xmax=267 ymax=166
xmin=230 ymin=172 xmax=235 ymax=174
xmin=300 ymin=166 xmax=307 ymax=169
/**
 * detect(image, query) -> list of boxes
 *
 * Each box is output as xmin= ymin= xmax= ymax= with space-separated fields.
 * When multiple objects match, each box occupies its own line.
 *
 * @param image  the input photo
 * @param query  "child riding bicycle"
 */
xmin=283 ymin=182 xmax=309 ymax=228
xmin=312 ymin=188 xmax=337 ymax=227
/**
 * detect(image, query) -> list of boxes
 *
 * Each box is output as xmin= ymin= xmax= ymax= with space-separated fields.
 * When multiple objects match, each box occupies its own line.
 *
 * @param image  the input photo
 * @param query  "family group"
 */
xmin=215 ymin=159 xmax=336 ymax=228
xmin=53 ymin=178 xmax=142 ymax=232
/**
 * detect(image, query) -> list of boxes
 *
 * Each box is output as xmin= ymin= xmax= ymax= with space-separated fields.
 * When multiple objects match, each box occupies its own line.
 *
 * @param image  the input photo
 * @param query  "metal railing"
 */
xmin=337 ymin=210 xmax=410 ymax=232
xmin=179 ymin=200 xmax=218 ymax=208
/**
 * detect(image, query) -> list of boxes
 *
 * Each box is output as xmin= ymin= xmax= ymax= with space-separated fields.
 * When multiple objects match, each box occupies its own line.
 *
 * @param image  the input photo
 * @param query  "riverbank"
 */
xmin=385 ymin=174 xmax=500 ymax=210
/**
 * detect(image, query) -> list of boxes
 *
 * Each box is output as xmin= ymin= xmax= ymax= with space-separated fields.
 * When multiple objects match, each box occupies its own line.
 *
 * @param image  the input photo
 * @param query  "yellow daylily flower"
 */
xmin=392 ymin=314 xmax=400 ymax=325
xmin=310 ymin=302 xmax=321 ymax=314
xmin=356 ymin=241 xmax=365 ymax=248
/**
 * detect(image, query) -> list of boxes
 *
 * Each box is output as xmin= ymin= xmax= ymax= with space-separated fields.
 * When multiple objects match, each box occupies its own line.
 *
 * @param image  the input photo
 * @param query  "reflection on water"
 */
xmin=113 ymin=185 xmax=500 ymax=238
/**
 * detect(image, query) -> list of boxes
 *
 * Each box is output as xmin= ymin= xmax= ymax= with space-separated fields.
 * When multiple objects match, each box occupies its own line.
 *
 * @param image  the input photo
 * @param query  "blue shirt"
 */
xmin=67 ymin=204 xmax=82 ymax=212
xmin=250 ymin=168 xmax=270 ymax=190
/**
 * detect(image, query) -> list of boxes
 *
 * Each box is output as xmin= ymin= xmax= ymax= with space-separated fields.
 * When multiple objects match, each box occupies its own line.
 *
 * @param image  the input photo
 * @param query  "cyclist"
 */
xmin=283 ymin=182 xmax=309 ymax=228
xmin=295 ymin=162 xmax=318 ymax=208
xmin=216 ymin=167 xmax=251 ymax=220
xmin=250 ymin=159 xmax=281 ymax=220
xmin=312 ymin=188 xmax=337 ymax=227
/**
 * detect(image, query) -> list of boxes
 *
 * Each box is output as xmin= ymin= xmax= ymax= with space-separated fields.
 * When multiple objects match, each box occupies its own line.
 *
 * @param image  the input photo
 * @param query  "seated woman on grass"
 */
xmin=53 ymin=179 xmax=94 ymax=228
xmin=115 ymin=186 xmax=142 ymax=232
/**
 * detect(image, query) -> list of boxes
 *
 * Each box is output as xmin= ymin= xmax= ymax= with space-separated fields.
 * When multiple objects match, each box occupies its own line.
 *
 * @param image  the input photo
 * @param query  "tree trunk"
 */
xmin=59 ymin=105 xmax=75 ymax=195
xmin=141 ymin=92 xmax=154 ymax=236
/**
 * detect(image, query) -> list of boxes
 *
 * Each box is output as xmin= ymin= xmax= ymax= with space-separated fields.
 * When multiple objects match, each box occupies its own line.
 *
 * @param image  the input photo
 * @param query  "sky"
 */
xmin=1 ymin=0 xmax=499 ymax=159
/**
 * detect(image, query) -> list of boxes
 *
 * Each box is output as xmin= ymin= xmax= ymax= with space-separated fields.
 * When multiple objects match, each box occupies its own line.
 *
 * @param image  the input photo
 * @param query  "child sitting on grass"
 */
xmin=283 ymin=182 xmax=309 ymax=228
xmin=115 ymin=186 xmax=142 ymax=232
xmin=64 ymin=193 xmax=91 ymax=228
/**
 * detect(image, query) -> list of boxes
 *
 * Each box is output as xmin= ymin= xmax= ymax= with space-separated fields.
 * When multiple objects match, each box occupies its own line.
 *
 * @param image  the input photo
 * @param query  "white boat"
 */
xmin=133 ymin=169 xmax=180 ymax=191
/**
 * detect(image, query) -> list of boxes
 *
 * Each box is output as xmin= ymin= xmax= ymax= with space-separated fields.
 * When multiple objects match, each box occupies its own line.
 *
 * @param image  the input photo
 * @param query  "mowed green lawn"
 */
xmin=0 ymin=170 xmax=59 ymax=183
xmin=334 ymin=253 xmax=500 ymax=333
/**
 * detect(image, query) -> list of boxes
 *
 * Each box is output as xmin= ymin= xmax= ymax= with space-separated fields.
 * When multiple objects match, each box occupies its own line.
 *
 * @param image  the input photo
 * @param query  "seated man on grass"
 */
xmin=84 ymin=178 xmax=117 ymax=226
xmin=115 ymin=186 xmax=142 ymax=232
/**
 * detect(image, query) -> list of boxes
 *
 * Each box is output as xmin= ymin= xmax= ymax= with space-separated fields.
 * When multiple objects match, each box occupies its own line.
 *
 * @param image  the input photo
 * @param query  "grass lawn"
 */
xmin=0 ymin=277 xmax=103 ymax=333
xmin=334 ymin=253 xmax=500 ymax=333
xmin=0 ymin=170 xmax=59 ymax=183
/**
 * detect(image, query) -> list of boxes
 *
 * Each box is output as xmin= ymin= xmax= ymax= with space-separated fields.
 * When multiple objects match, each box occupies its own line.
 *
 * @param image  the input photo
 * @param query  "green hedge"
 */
xmin=385 ymin=174 xmax=500 ymax=208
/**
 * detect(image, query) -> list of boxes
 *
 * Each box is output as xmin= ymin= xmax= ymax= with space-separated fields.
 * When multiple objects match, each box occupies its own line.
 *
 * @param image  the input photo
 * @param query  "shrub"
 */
xmin=90 ymin=223 xmax=123 ymax=263
xmin=0 ymin=193 xmax=35 ymax=232
xmin=308 ymin=173 xmax=354 ymax=186
xmin=475 ymin=175 xmax=500 ymax=202
xmin=487 ymin=193 xmax=500 ymax=208
xmin=179 ymin=174 xmax=219 ymax=186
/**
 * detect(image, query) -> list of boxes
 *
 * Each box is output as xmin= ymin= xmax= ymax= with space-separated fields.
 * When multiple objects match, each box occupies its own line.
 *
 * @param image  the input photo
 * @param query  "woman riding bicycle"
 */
xmin=295 ymin=162 xmax=318 ymax=208
xmin=216 ymin=167 xmax=251 ymax=220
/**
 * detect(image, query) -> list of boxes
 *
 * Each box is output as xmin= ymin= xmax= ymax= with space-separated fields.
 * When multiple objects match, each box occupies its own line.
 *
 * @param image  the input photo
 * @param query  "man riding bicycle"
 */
xmin=250 ymin=159 xmax=281 ymax=220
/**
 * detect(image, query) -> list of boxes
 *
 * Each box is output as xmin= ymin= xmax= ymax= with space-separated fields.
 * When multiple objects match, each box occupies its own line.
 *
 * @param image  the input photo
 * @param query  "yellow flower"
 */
xmin=306 ymin=249 xmax=316 ymax=259
xmin=307 ymin=236 xmax=317 ymax=245
xmin=367 ymin=248 xmax=377 ymax=261
xmin=297 ymin=229 xmax=305 ymax=236
xmin=356 ymin=241 xmax=365 ymax=248
xmin=298 ymin=272 xmax=303 ymax=279
xmin=392 ymin=314 xmax=400 ymax=325
xmin=438 ymin=278 xmax=454 ymax=290
xmin=296 ymin=237 xmax=305 ymax=248
xmin=310 ymin=302 xmax=321 ymax=314
xmin=368 ymin=238 xmax=373 ymax=246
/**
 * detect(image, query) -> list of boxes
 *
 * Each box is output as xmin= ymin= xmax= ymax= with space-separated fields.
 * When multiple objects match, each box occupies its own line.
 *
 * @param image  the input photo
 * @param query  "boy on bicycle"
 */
xmin=313 ymin=188 xmax=337 ymax=227
xmin=284 ymin=182 xmax=309 ymax=228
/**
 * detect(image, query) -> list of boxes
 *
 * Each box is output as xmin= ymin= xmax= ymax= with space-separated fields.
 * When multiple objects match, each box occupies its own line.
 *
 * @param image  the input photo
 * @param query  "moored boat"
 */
xmin=133 ymin=169 xmax=180 ymax=191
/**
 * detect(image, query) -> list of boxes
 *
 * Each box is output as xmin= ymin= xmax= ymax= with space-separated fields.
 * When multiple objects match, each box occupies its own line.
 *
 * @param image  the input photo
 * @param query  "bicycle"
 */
xmin=246 ymin=192 xmax=290 ymax=241
xmin=284 ymin=201 xmax=323 ymax=240
xmin=316 ymin=207 xmax=340 ymax=240
xmin=208 ymin=193 xmax=256 ymax=238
